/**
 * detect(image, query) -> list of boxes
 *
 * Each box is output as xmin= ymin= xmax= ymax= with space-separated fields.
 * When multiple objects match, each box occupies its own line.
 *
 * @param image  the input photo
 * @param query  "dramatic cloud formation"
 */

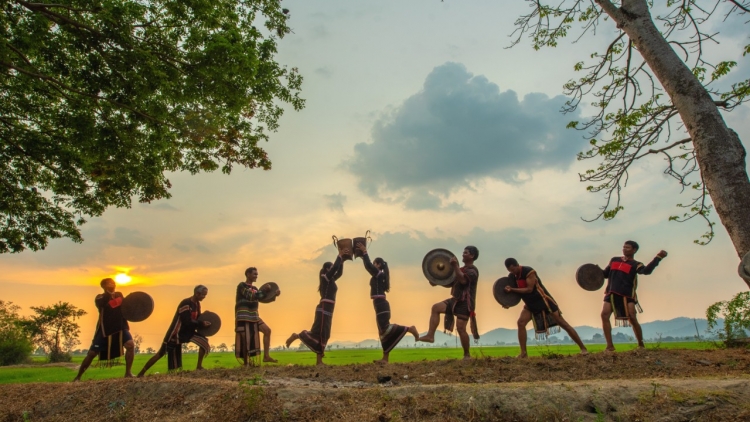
xmin=345 ymin=62 xmax=587 ymax=210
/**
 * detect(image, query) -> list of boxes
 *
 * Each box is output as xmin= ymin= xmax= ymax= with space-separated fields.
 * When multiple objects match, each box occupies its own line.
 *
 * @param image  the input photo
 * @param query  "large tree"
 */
xmin=0 ymin=0 xmax=304 ymax=253
xmin=0 ymin=300 xmax=33 ymax=365
xmin=511 ymin=0 xmax=750 ymax=284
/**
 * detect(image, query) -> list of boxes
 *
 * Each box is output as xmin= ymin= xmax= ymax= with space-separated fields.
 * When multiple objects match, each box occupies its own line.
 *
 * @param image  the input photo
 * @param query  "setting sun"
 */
xmin=114 ymin=273 xmax=132 ymax=285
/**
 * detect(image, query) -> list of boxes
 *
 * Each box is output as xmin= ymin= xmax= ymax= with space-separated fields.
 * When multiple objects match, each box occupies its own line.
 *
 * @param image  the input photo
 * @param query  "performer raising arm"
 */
xmin=356 ymin=243 xmax=419 ymax=364
xmin=503 ymin=258 xmax=588 ymax=358
xmin=235 ymin=267 xmax=281 ymax=366
xmin=285 ymin=249 xmax=347 ymax=365
xmin=418 ymin=246 xmax=480 ymax=360
xmin=601 ymin=240 xmax=667 ymax=352
xmin=137 ymin=285 xmax=212 ymax=376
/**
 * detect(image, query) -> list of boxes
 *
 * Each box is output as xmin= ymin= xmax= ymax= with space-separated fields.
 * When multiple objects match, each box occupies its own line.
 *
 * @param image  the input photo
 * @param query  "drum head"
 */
xmin=493 ymin=277 xmax=521 ymax=308
xmin=258 ymin=282 xmax=280 ymax=303
xmin=197 ymin=311 xmax=221 ymax=337
xmin=121 ymin=292 xmax=154 ymax=322
xmin=576 ymin=263 xmax=605 ymax=291
xmin=739 ymin=251 xmax=750 ymax=282
xmin=422 ymin=249 xmax=456 ymax=287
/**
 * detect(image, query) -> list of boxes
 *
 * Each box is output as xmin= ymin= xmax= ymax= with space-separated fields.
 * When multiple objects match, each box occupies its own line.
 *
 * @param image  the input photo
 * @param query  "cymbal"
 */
xmin=492 ymin=277 xmax=521 ymax=308
xmin=121 ymin=292 xmax=154 ymax=322
xmin=197 ymin=311 xmax=221 ymax=337
xmin=422 ymin=249 xmax=456 ymax=287
xmin=576 ymin=263 xmax=605 ymax=291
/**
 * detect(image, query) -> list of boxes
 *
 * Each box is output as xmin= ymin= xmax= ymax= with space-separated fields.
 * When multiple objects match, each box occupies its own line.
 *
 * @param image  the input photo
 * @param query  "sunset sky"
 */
xmin=2 ymin=1 xmax=749 ymax=351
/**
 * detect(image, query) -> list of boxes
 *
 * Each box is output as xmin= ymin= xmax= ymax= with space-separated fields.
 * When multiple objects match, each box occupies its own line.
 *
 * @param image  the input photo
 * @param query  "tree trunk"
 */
xmin=603 ymin=0 xmax=750 ymax=287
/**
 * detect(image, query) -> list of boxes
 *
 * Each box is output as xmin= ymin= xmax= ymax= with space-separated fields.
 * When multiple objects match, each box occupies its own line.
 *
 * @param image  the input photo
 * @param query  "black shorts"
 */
xmin=604 ymin=294 xmax=636 ymax=304
xmin=524 ymin=299 xmax=560 ymax=315
xmin=90 ymin=329 xmax=132 ymax=351
xmin=443 ymin=298 xmax=470 ymax=320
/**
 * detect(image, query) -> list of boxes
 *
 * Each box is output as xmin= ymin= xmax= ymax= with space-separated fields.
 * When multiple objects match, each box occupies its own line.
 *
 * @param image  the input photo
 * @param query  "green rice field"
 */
xmin=0 ymin=341 xmax=716 ymax=384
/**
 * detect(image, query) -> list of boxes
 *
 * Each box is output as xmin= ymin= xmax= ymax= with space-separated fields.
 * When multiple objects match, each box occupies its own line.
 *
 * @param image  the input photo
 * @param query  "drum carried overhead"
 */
xmin=121 ymin=292 xmax=154 ymax=322
xmin=258 ymin=282 xmax=280 ymax=303
xmin=353 ymin=230 xmax=372 ymax=259
xmin=576 ymin=263 xmax=605 ymax=291
xmin=197 ymin=311 xmax=221 ymax=337
xmin=332 ymin=235 xmax=353 ymax=261
xmin=492 ymin=277 xmax=522 ymax=308
xmin=422 ymin=248 xmax=456 ymax=287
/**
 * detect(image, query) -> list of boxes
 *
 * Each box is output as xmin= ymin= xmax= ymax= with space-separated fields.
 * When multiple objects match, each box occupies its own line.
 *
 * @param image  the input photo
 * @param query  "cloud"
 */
xmin=343 ymin=62 xmax=587 ymax=210
xmin=324 ymin=193 xmax=347 ymax=213
xmin=314 ymin=67 xmax=334 ymax=78
xmin=139 ymin=202 xmax=179 ymax=212
xmin=110 ymin=227 xmax=152 ymax=249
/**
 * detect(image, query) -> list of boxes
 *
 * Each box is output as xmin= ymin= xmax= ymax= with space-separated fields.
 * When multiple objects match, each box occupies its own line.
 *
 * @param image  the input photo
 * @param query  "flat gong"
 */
xmin=258 ymin=282 xmax=280 ymax=303
xmin=493 ymin=277 xmax=522 ymax=308
xmin=121 ymin=292 xmax=154 ymax=322
xmin=422 ymin=248 xmax=456 ymax=287
xmin=576 ymin=263 xmax=605 ymax=291
xmin=197 ymin=311 xmax=221 ymax=337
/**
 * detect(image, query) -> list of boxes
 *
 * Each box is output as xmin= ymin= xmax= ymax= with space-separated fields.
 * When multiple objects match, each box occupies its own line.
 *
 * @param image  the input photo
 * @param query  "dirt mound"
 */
xmin=2 ymin=348 xmax=750 ymax=421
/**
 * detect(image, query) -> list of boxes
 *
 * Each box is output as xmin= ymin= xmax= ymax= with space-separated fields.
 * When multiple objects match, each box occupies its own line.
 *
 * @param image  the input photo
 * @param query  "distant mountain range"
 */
xmin=323 ymin=317 xmax=719 ymax=349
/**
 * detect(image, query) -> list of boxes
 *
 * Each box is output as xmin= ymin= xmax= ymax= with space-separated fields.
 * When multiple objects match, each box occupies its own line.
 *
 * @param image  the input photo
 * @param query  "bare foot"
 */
xmin=285 ymin=333 xmax=299 ymax=348
xmin=604 ymin=347 xmax=616 ymax=353
xmin=196 ymin=367 xmax=204 ymax=370
xmin=417 ymin=335 xmax=434 ymax=343
xmin=408 ymin=326 xmax=419 ymax=341
xmin=373 ymin=359 xmax=388 ymax=364
xmin=136 ymin=372 xmax=145 ymax=378
xmin=462 ymin=355 xmax=471 ymax=361
xmin=72 ymin=378 xmax=80 ymax=382
xmin=263 ymin=356 xmax=278 ymax=363
xmin=516 ymin=353 xmax=528 ymax=359
xmin=124 ymin=373 xmax=134 ymax=378
xmin=580 ymin=349 xmax=589 ymax=356
xmin=315 ymin=361 xmax=327 ymax=366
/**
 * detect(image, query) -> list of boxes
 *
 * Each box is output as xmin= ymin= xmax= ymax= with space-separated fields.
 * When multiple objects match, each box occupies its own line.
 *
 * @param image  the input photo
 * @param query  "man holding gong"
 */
xmin=418 ymin=246 xmax=479 ymax=360
xmin=74 ymin=277 xmax=135 ymax=381
xmin=236 ymin=267 xmax=281 ymax=365
xmin=503 ymin=258 xmax=588 ymax=358
xmin=137 ymin=285 xmax=212 ymax=376
xmin=600 ymin=241 xmax=667 ymax=352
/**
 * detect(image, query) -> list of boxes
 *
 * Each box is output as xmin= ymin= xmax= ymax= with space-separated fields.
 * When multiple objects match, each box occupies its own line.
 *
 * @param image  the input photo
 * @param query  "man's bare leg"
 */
xmin=124 ymin=340 xmax=135 ymax=378
xmin=517 ymin=309 xmax=532 ymax=358
xmin=197 ymin=346 xmax=206 ymax=370
xmin=137 ymin=349 xmax=166 ymax=377
xmin=259 ymin=323 xmax=277 ymax=363
xmin=315 ymin=353 xmax=325 ymax=366
xmin=601 ymin=302 xmax=615 ymax=352
xmin=418 ymin=301 xmax=447 ymax=342
xmin=627 ymin=302 xmax=645 ymax=348
xmin=73 ymin=350 xmax=98 ymax=381
xmin=456 ymin=318 xmax=470 ymax=360
xmin=285 ymin=333 xmax=299 ymax=348
xmin=407 ymin=326 xmax=419 ymax=341
xmin=552 ymin=312 xmax=588 ymax=355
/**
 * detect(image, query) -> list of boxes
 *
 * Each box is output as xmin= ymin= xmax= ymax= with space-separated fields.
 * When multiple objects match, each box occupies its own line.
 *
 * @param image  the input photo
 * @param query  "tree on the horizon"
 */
xmin=511 ymin=0 xmax=750 ymax=277
xmin=0 ymin=300 xmax=33 ymax=366
xmin=21 ymin=302 xmax=86 ymax=362
xmin=0 ymin=0 xmax=304 ymax=253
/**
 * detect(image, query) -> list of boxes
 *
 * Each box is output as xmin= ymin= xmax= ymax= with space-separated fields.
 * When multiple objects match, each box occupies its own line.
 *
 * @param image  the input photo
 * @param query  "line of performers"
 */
xmin=73 ymin=239 xmax=667 ymax=380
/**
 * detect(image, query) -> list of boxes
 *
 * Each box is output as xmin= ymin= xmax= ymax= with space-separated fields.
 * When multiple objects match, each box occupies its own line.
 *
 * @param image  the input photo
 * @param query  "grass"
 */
xmin=0 ymin=341 xmax=715 ymax=384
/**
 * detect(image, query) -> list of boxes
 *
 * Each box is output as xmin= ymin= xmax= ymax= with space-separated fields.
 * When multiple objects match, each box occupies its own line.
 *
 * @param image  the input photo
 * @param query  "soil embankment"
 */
xmin=2 ymin=348 xmax=749 ymax=421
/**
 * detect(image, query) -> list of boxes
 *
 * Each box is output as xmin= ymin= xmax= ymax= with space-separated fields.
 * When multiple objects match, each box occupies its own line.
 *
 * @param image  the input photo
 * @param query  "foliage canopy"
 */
xmin=0 ymin=0 xmax=304 ymax=253
xmin=21 ymin=301 xmax=86 ymax=362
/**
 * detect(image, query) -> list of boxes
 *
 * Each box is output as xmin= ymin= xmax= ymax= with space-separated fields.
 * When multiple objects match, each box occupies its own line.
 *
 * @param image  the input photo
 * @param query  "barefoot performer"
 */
xmin=503 ymin=258 xmax=588 ymax=358
xmin=236 ymin=267 xmax=281 ymax=366
xmin=285 ymin=250 xmax=347 ymax=365
xmin=74 ymin=278 xmax=135 ymax=381
xmin=356 ymin=243 xmax=419 ymax=364
xmin=418 ymin=246 xmax=479 ymax=360
xmin=601 ymin=241 xmax=667 ymax=351
xmin=137 ymin=285 xmax=212 ymax=376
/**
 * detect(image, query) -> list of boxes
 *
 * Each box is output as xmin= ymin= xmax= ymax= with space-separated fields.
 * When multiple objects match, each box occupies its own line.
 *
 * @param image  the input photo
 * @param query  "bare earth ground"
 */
xmin=2 ymin=348 xmax=750 ymax=421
